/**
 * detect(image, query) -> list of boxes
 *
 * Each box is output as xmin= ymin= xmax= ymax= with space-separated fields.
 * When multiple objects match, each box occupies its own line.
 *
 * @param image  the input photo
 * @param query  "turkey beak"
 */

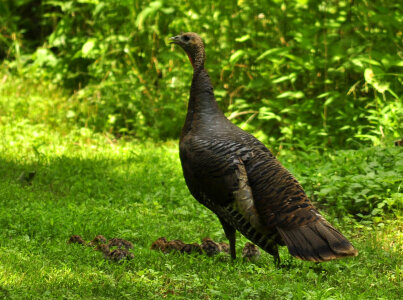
xmin=169 ymin=36 xmax=180 ymax=44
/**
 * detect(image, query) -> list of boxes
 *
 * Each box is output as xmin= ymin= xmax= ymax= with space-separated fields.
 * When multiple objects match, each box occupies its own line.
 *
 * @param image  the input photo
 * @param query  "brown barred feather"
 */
xmin=172 ymin=32 xmax=358 ymax=265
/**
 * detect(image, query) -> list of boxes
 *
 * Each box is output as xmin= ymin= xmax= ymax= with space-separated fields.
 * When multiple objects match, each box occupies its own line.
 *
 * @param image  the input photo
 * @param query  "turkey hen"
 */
xmin=170 ymin=32 xmax=358 ymax=265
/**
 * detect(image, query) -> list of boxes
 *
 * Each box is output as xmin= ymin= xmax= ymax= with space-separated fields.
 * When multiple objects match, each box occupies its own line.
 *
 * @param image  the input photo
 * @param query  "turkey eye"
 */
xmin=183 ymin=35 xmax=190 ymax=42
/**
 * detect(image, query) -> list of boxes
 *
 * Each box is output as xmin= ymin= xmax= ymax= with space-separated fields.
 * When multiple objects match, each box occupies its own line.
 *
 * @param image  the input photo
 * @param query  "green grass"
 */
xmin=0 ymin=78 xmax=402 ymax=299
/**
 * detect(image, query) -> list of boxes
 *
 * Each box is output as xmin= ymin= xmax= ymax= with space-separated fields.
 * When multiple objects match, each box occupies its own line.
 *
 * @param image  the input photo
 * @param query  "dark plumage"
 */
xmin=181 ymin=243 xmax=203 ymax=254
xmin=95 ymin=244 xmax=110 ymax=255
xmin=107 ymin=249 xmax=134 ymax=262
xmin=108 ymin=238 xmax=133 ymax=250
xmin=165 ymin=240 xmax=186 ymax=253
xmin=171 ymin=32 xmax=358 ymax=265
xmin=242 ymin=242 xmax=261 ymax=262
xmin=67 ymin=235 xmax=86 ymax=245
xmin=150 ymin=238 xmax=185 ymax=253
xmin=201 ymin=237 xmax=220 ymax=257
xmin=89 ymin=235 xmax=107 ymax=246
xmin=95 ymin=243 xmax=133 ymax=261
xmin=150 ymin=237 xmax=168 ymax=252
xmin=218 ymin=242 xmax=230 ymax=254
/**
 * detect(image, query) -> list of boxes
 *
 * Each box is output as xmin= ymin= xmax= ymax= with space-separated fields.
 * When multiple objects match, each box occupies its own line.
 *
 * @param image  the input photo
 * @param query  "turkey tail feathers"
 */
xmin=277 ymin=219 xmax=358 ymax=262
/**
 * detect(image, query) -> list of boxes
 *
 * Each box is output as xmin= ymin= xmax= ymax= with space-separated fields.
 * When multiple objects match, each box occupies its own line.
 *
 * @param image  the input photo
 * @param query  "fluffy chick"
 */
xmin=201 ymin=237 xmax=220 ymax=257
xmin=108 ymin=238 xmax=133 ymax=249
xmin=67 ymin=235 xmax=86 ymax=245
xmin=150 ymin=237 xmax=168 ymax=252
xmin=95 ymin=244 xmax=110 ymax=256
xmin=181 ymin=243 xmax=202 ymax=254
xmin=218 ymin=242 xmax=230 ymax=254
xmin=89 ymin=235 xmax=107 ymax=246
xmin=164 ymin=240 xmax=185 ymax=253
xmin=242 ymin=242 xmax=261 ymax=262
xmin=107 ymin=249 xmax=134 ymax=262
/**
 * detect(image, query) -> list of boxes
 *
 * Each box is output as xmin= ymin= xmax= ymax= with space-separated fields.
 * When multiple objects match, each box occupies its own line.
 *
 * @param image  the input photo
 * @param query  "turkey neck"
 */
xmin=181 ymin=65 xmax=225 ymax=139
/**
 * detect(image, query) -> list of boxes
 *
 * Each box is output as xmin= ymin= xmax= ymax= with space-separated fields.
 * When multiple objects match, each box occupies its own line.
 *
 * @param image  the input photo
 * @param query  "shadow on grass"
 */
xmin=0 ymin=152 xmax=401 ymax=299
xmin=0 ymin=151 xmax=191 ymax=247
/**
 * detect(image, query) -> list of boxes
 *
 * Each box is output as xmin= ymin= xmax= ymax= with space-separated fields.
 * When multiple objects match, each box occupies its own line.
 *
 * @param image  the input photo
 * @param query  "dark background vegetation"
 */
xmin=1 ymin=0 xmax=402 ymax=148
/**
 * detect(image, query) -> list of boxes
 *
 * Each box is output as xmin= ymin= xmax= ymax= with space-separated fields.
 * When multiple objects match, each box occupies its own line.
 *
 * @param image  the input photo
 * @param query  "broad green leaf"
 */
xmin=373 ymin=81 xmax=389 ymax=93
xmin=235 ymin=35 xmax=250 ymax=42
xmin=229 ymin=50 xmax=246 ymax=64
xmin=82 ymin=39 xmax=96 ymax=57
xmin=364 ymin=68 xmax=390 ymax=93
xmin=33 ymin=48 xmax=57 ymax=67
xmin=364 ymin=68 xmax=374 ymax=83
xmin=256 ymin=48 xmax=288 ymax=62
xmin=324 ymin=97 xmax=335 ymax=106
xmin=258 ymin=107 xmax=281 ymax=121
xmin=284 ymin=54 xmax=304 ymax=65
xmin=360 ymin=57 xmax=381 ymax=66
xmin=272 ymin=76 xmax=290 ymax=84
xmin=161 ymin=7 xmax=174 ymax=14
xmin=351 ymin=58 xmax=364 ymax=68
xmin=317 ymin=92 xmax=331 ymax=99
xmin=277 ymin=91 xmax=305 ymax=99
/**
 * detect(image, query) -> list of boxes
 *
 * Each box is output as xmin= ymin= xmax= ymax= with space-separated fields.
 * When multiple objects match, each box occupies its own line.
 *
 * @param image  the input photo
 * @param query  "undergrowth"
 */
xmin=1 ymin=0 xmax=402 ymax=145
xmin=0 ymin=76 xmax=401 ymax=299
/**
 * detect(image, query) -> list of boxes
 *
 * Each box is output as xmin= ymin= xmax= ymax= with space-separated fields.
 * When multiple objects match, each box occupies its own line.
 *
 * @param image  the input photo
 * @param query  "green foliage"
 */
xmin=1 ymin=4 xmax=401 ymax=297
xmin=1 ymin=75 xmax=402 ymax=219
xmin=1 ymin=76 xmax=401 ymax=220
xmin=282 ymin=148 xmax=403 ymax=220
xmin=314 ymin=148 xmax=402 ymax=220
xmin=0 ymin=0 xmax=401 ymax=146
xmin=0 ymin=99 xmax=401 ymax=298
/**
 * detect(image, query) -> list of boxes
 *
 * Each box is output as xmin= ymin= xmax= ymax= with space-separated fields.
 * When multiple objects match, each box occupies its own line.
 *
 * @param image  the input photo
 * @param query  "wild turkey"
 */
xmin=218 ymin=242 xmax=230 ymax=254
xmin=170 ymin=32 xmax=358 ymax=265
xmin=201 ymin=237 xmax=221 ymax=256
xmin=89 ymin=235 xmax=107 ymax=246
xmin=181 ymin=242 xmax=203 ymax=254
xmin=242 ymin=242 xmax=261 ymax=262
xmin=165 ymin=240 xmax=186 ymax=252
xmin=107 ymin=249 xmax=134 ymax=262
xmin=150 ymin=237 xmax=168 ymax=252
xmin=95 ymin=243 xmax=110 ymax=257
xmin=108 ymin=238 xmax=133 ymax=250
xmin=67 ymin=235 xmax=86 ymax=246
xmin=150 ymin=237 xmax=186 ymax=253
xmin=95 ymin=243 xmax=134 ymax=261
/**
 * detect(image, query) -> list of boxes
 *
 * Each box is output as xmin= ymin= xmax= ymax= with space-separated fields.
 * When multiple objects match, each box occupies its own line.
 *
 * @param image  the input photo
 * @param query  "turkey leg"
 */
xmin=219 ymin=217 xmax=236 ymax=259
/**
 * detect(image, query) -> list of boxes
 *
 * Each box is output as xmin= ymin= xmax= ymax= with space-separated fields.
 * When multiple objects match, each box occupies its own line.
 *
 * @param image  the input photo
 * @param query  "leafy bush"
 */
xmin=1 ymin=0 xmax=402 ymax=146
xmin=283 ymin=147 xmax=403 ymax=219
xmin=2 ymin=75 xmax=401 ymax=220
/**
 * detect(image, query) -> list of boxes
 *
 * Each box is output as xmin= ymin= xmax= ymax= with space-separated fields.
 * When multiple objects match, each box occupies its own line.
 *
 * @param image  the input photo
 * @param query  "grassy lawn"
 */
xmin=0 ymin=79 xmax=401 ymax=299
